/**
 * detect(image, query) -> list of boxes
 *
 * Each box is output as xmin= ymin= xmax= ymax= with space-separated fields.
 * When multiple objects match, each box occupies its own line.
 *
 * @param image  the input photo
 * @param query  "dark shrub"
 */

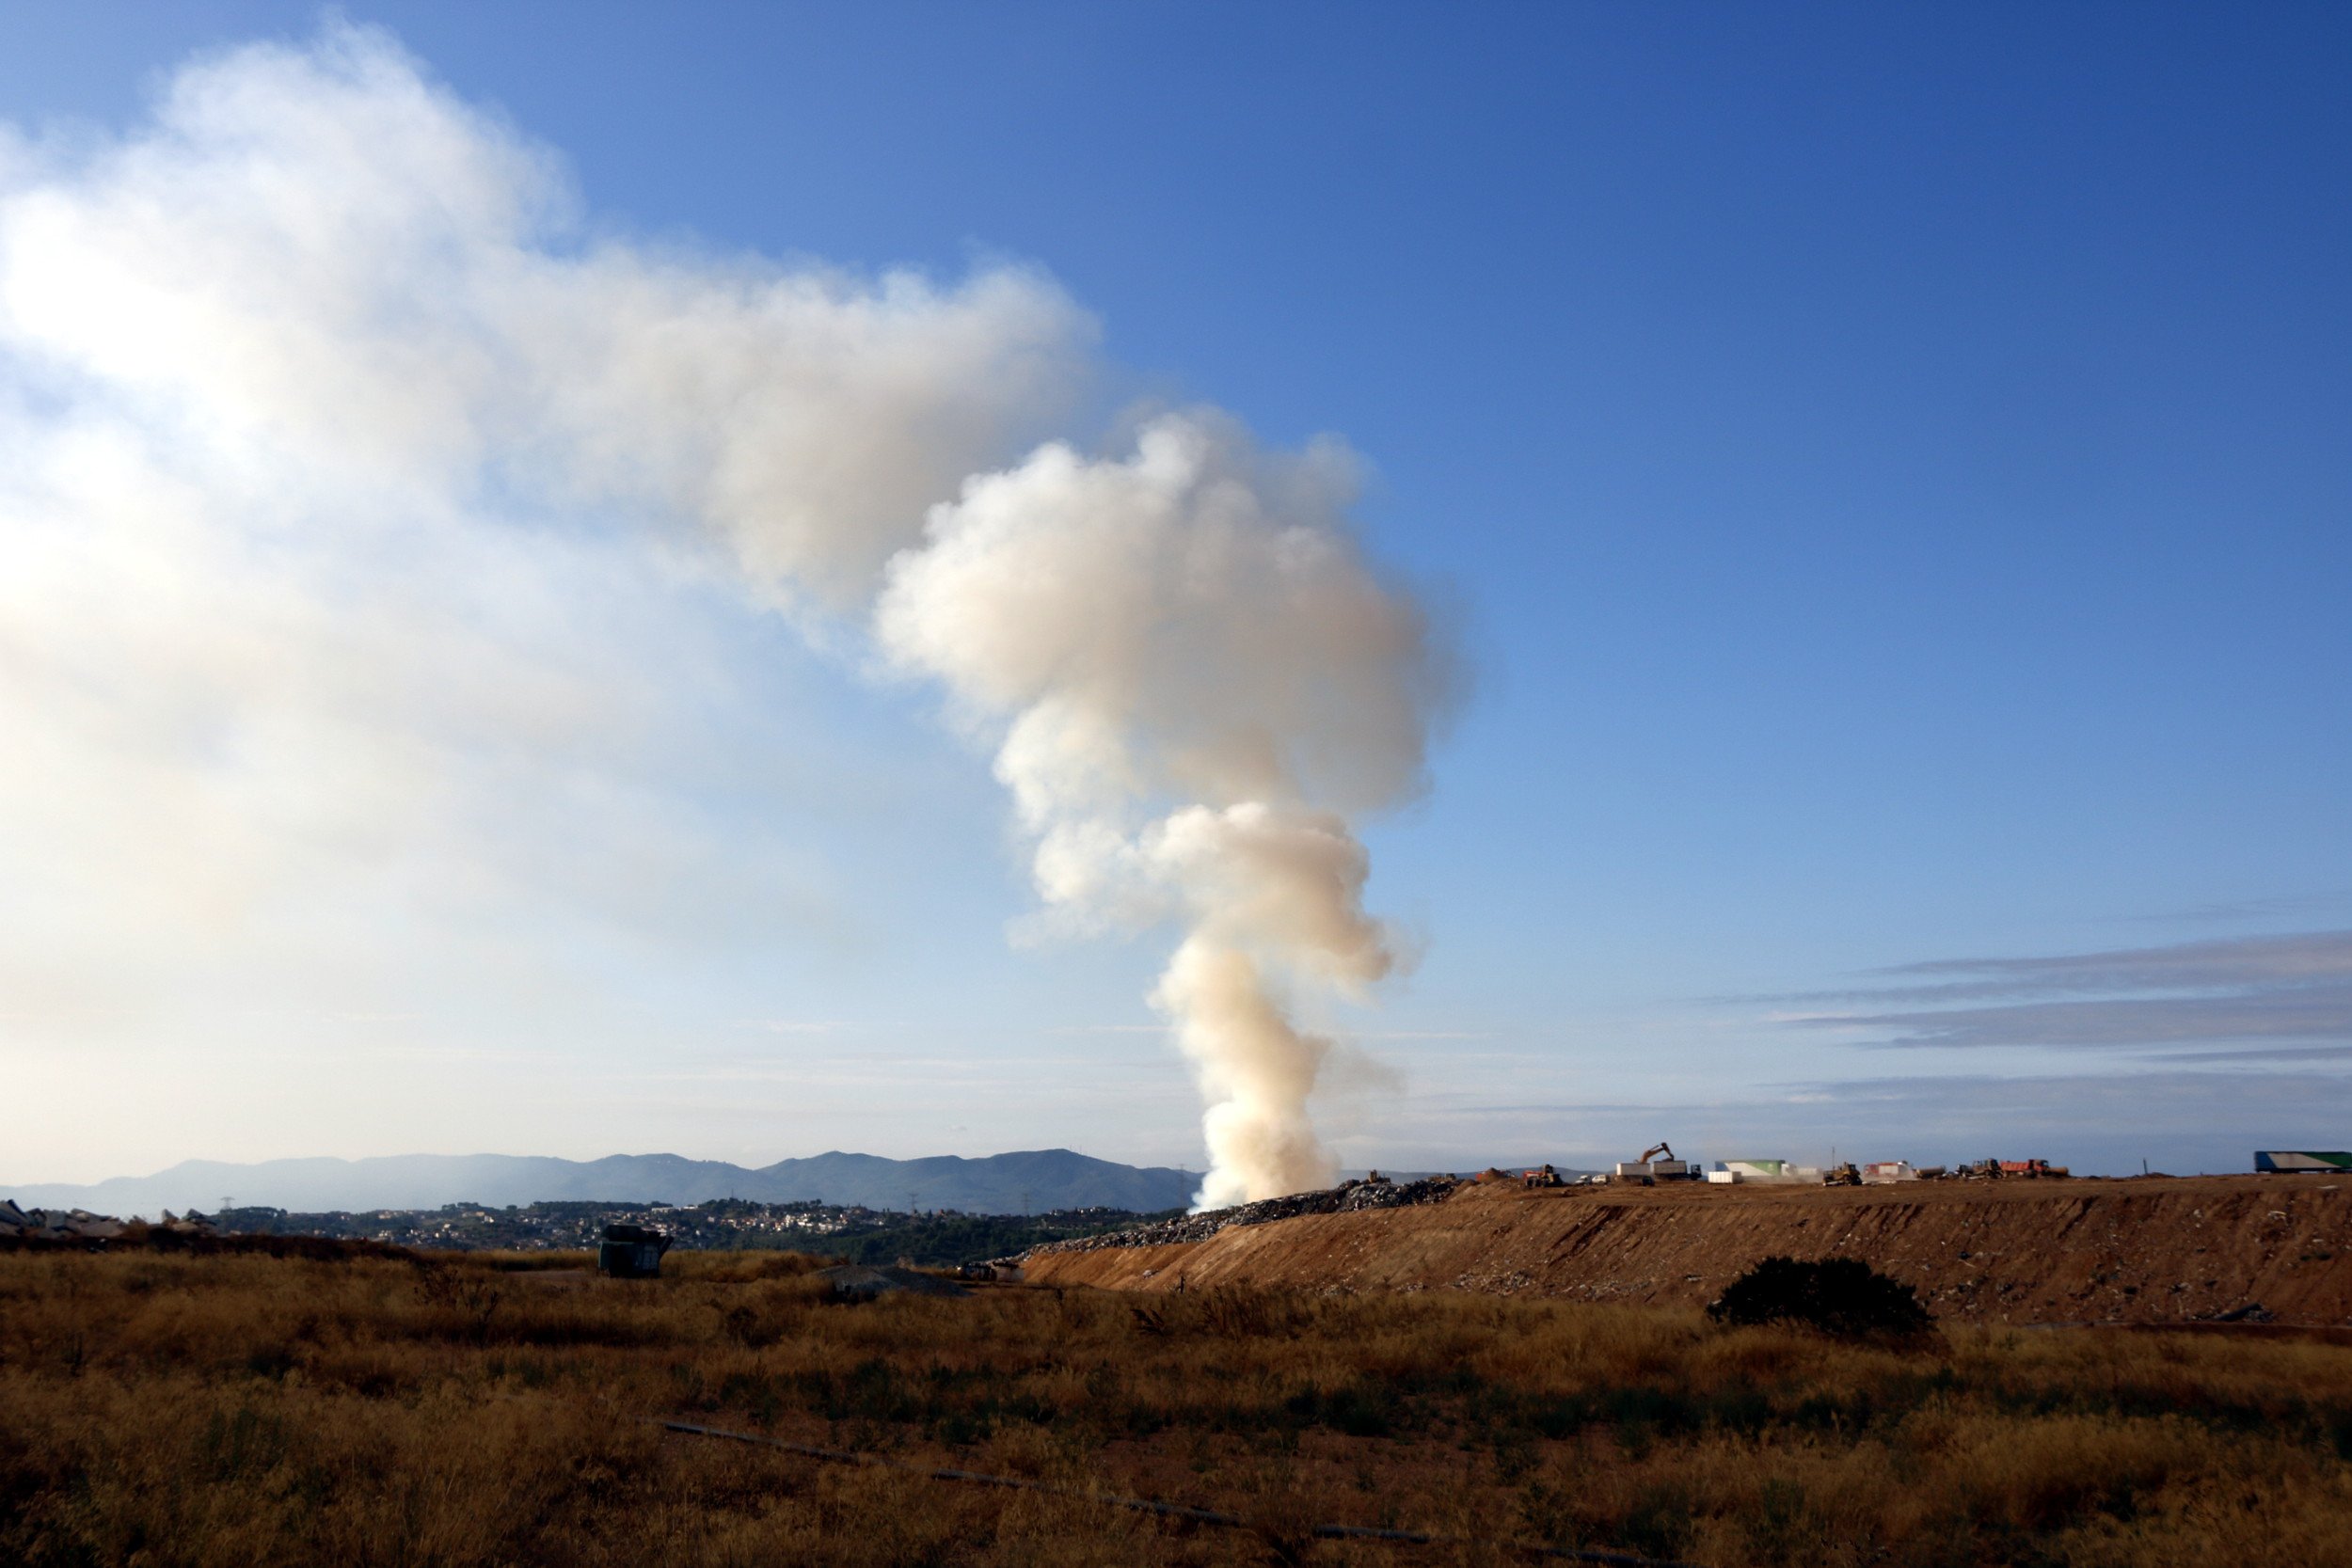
xmin=1618 ymin=1480 xmax=1699 ymax=1561
xmin=1708 ymin=1256 xmax=1933 ymax=1339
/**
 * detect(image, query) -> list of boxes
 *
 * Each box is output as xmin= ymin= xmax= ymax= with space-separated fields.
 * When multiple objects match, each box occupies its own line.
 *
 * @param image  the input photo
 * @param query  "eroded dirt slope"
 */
xmin=1023 ymin=1175 xmax=2352 ymax=1325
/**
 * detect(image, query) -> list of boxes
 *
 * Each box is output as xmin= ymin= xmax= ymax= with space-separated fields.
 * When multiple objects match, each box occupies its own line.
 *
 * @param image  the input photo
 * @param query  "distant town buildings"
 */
xmin=0 ymin=1195 xmax=1161 ymax=1259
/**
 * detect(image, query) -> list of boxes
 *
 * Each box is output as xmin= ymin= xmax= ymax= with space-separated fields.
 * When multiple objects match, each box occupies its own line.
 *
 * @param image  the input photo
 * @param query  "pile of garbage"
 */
xmin=816 ymin=1263 xmax=972 ymax=1300
xmin=0 ymin=1199 xmax=135 ymax=1243
xmin=1027 ymin=1173 xmax=1460 ymax=1257
xmin=0 ymin=1200 xmax=232 ymax=1245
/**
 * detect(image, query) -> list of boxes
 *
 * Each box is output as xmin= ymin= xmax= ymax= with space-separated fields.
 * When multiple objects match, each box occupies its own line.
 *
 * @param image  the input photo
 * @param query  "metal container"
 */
xmin=596 ymin=1223 xmax=673 ymax=1278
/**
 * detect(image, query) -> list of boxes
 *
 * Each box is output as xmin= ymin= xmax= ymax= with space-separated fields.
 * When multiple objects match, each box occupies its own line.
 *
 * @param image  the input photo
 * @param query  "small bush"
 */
xmin=1707 ymin=1256 xmax=1934 ymax=1340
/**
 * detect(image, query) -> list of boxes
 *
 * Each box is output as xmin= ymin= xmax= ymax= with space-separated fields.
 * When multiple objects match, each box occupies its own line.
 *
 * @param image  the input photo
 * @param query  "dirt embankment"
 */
xmin=1022 ymin=1175 xmax=2352 ymax=1326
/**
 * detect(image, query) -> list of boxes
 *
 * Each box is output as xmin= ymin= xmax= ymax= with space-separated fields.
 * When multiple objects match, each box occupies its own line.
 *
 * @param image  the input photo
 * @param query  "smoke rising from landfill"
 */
xmin=0 ymin=27 xmax=1448 ymax=1205
xmin=879 ymin=421 xmax=1441 ymax=1204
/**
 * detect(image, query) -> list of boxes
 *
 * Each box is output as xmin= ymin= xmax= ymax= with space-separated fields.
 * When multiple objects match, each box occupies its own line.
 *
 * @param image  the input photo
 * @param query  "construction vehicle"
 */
xmin=1614 ymin=1141 xmax=1691 ymax=1181
xmin=1822 ymin=1162 xmax=1861 ymax=1186
xmin=1958 ymin=1157 xmax=2071 ymax=1180
xmin=1521 ymin=1164 xmax=1566 ymax=1189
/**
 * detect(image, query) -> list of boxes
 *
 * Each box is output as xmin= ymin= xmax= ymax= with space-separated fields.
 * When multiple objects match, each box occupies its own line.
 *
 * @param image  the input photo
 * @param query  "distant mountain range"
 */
xmin=2 ymin=1149 xmax=1198 ymax=1218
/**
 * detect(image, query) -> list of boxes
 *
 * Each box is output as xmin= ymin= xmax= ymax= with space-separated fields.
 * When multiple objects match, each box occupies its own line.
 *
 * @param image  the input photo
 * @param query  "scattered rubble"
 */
xmin=0 ymin=1199 xmax=143 ymax=1243
xmin=1025 ymin=1174 xmax=1461 ymax=1257
xmin=2206 ymin=1302 xmax=2274 ymax=1323
xmin=1 ymin=1203 xmax=419 ymax=1259
xmin=816 ymin=1263 xmax=972 ymax=1300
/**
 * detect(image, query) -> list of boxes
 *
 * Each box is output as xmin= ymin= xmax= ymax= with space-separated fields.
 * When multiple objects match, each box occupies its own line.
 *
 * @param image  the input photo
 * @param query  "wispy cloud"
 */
xmin=2127 ymin=892 xmax=2349 ymax=926
xmin=1769 ymin=930 xmax=2352 ymax=1055
xmin=2134 ymin=1042 xmax=2352 ymax=1065
xmin=1816 ymin=986 xmax=2352 ymax=1050
xmin=1787 ymin=930 xmax=2352 ymax=1005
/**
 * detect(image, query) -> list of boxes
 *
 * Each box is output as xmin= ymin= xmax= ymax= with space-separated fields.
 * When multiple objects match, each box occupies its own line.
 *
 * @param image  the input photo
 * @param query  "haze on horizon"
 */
xmin=2 ymin=3 xmax=2346 ymax=1189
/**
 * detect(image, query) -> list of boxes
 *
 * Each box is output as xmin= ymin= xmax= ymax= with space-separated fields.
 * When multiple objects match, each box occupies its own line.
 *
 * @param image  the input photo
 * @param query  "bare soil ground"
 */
xmin=1022 ymin=1175 xmax=2352 ymax=1326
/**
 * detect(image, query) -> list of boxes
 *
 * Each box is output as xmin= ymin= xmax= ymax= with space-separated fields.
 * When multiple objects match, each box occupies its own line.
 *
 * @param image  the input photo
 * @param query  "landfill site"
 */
xmin=14 ymin=1148 xmax=2352 ymax=1331
xmin=1016 ymin=1149 xmax=2352 ymax=1330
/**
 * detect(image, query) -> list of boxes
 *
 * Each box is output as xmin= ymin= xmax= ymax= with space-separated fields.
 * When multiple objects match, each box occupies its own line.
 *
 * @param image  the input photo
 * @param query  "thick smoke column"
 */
xmin=1148 ymin=807 xmax=1395 ymax=1205
xmin=880 ymin=418 xmax=1442 ymax=1203
xmin=0 ymin=27 xmax=1448 ymax=1203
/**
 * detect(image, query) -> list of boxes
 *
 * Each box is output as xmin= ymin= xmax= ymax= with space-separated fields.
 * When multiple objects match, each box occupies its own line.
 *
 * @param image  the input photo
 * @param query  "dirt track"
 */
xmin=1022 ymin=1174 xmax=2352 ymax=1326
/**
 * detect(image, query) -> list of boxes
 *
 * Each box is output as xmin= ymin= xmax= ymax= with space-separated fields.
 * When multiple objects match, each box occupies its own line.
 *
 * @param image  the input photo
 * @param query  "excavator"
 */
xmin=1614 ymin=1141 xmax=1690 ymax=1182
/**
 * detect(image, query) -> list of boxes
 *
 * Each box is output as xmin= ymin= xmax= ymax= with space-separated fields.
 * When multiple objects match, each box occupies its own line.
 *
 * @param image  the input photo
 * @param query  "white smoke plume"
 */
xmin=878 ymin=418 xmax=1442 ymax=1203
xmin=0 ymin=26 xmax=1448 ymax=1202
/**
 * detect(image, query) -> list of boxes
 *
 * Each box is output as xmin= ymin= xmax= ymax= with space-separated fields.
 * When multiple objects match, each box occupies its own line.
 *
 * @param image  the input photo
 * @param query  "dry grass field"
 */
xmin=5 ymin=1244 xmax=2351 ymax=1567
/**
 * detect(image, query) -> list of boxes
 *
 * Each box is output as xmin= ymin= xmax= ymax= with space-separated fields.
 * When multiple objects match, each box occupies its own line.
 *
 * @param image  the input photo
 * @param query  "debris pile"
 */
xmin=1027 ymin=1174 xmax=1460 ymax=1257
xmin=0 ymin=1199 xmax=135 ymax=1242
xmin=816 ymin=1263 xmax=972 ymax=1300
xmin=1955 ymin=1158 xmax=2071 ymax=1180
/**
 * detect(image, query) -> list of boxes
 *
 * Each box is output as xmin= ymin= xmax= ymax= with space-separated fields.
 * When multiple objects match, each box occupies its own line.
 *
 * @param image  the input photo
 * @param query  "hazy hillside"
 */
xmin=3 ymin=1148 xmax=1198 ymax=1217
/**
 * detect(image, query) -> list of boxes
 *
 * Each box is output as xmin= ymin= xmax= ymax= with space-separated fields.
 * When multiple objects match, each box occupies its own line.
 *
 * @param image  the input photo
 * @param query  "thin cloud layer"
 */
xmin=1854 ymin=930 xmax=2352 ymax=1002
xmin=1774 ymin=930 xmax=2352 ymax=1053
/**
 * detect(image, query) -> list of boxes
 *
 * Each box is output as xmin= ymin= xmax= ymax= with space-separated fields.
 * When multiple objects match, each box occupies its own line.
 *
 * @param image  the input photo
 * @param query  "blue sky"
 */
xmin=1 ymin=3 xmax=2345 ymax=1185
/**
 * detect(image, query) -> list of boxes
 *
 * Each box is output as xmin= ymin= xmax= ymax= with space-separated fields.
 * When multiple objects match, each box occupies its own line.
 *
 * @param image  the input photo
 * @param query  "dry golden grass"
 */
xmin=5 ymin=1246 xmax=2351 ymax=1566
